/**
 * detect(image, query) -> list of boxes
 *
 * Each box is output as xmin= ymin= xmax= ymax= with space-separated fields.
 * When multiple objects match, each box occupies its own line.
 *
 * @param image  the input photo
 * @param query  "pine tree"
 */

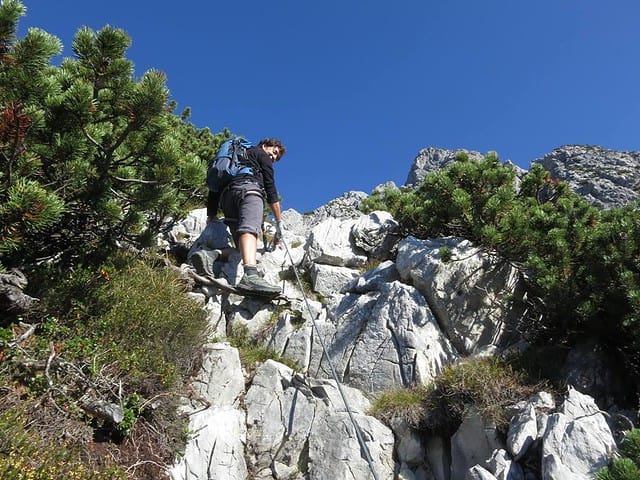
xmin=0 ymin=0 xmax=64 ymax=259
xmin=1 ymin=2 xmax=224 ymax=267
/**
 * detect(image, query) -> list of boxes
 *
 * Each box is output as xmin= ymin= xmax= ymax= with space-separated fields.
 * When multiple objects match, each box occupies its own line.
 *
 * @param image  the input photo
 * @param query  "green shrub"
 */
xmin=620 ymin=428 xmax=640 ymax=461
xmin=363 ymin=153 xmax=640 ymax=397
xmin=1 ymin=252 xmax=209 ymax=477
xmin=95 ymin=254 xmax=210 ymax=392
xmin=31 ymin=253 xmax=209 ymax=394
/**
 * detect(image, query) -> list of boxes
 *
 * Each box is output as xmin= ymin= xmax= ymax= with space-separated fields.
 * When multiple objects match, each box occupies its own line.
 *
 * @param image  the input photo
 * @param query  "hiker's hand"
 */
xmin=273 ymin=231 xmax=282 ymax=247
xmin=273 ymin=221 xmax=283 ymax=247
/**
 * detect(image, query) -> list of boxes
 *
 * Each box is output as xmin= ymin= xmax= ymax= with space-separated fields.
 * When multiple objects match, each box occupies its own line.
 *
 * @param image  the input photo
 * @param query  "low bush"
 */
xmin=0 ymin=403 xmax=126 ymax=480
xmin=363 ymin=154 xmax=640 ymax=398
xmin=1 ymin=252 xmax=210 ymax=477
xmin=597 ymin=429 xmax=640 ymax=480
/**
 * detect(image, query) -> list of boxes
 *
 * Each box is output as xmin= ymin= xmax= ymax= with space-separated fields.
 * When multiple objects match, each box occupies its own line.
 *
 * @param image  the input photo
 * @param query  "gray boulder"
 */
xmin=541 ymin=387 xmax=617 ymax=480
xmin=312 ymin=281 xmax=458 ymax=392
xmin=405 ymin=147 xmax=484 ymax=186
xmin=396 ymin=237 xmax=523 ymax=355
xmin=169 ymin=343 xmax=247 ymax=480
xmin=533 ymin=144 xmax=640 ymax=208
xmin=244 ymin=360 xmax=395 ymax=479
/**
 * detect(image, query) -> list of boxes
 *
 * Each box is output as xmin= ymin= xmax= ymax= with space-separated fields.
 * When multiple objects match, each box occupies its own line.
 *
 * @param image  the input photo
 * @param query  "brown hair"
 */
xmin=258 ymin=138 xmax=286 ymax=160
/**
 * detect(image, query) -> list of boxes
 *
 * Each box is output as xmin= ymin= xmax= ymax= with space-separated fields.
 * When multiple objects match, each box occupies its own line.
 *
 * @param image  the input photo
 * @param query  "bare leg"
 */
xmin=238 ymin=232 xmax=258 ymax=266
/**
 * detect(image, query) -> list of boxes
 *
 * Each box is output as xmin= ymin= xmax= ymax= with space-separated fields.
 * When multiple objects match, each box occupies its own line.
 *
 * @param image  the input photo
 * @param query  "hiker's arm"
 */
xmin=270 ymin=201 xmax=282 ymax=224
xmin=257 ymin=151 xmax=279 ymax=205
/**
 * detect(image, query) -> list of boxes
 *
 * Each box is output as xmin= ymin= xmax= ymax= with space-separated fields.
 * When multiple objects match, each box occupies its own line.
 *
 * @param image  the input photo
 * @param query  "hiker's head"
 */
xmin=259 ymin=138 xmax=286 ymax=162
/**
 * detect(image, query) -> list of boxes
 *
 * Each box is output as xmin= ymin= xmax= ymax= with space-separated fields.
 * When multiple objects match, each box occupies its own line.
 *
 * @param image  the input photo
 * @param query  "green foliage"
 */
xmin=364 ymin=153 xmax=640 ymax=390
xmin=116 ymin=393 xmax=143 ymax=437
xmin=0 ymin=178 xmax=65 ymax=253
xmin=229 ymin=323 xmax=299 ymax=372
xmin=19 ymin=251 xmax=209 ymax=399
xmin=0 ymin=252 xmax=208 ymax=476
xmin=0 ymin=1 xmax=65 ymax=256
xmin=1 ymin=2 xmax=226 ymax=267
xmin=597 ymin=429 xmax=640 ymax=480
xmin=438 ymin=246 xmax=452 ymax=262
xmin=369 ymin=385 xmax=430 ymax=428
xmin=95 ymin=255 xmax=210 ymax=390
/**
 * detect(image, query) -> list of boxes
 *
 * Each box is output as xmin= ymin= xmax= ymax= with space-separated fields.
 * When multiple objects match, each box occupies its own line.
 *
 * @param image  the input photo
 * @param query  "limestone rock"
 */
xmin=312 ymin=281 xmax=458 ymax=392
xmin=351 ymin=210 xmax=401 ymax=260
xmin=541 ymin=387 xmax=617 ymax=480
xmin=396 ymin=237 xmax=522 ymax=355
xmin=405 ymin=147 xmax=484 ymax=186
xmin=244 ymin=360 xmax=395 ymax=479
xmin=450 ymin=407 xmax=504 ymax=480
xmin=168 ymin=407 xmax=247 ymax=480
xmin=533 ymin=145 xmax=640 ymax=208
xmin=305 ymin=216 xmax=367 ymax=268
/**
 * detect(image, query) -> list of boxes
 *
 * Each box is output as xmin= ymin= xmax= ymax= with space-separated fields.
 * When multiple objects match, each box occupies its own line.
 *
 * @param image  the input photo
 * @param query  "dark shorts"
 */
xmin=221 ymin=183 xmax=264 ymax=245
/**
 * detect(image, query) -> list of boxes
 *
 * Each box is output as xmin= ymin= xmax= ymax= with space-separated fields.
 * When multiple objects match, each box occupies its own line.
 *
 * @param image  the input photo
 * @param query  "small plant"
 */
xmin=0 ymin=327 xmax=13 ymax=343
xmin=369 ymin=385 xmax=430 ymax=428
xmin=116 ymin=393 xmax=143 ymax=437
xmin=228 ymin=324 xmax=299 ymax=373
xmin=430 ymin=358 xmax=539 ymax=431
xmin=597 ymin=429 xmax=640 ymax=480
xmin=439 ymin=246 xmax=453 ymax=262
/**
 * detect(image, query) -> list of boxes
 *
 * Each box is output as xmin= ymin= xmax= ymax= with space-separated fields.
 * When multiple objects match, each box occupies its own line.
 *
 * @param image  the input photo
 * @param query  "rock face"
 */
xmin=404 ymin=144 xmax=640 ymax=209
xmin=165 ymin=203 xmax=623 ymax=480
xmin=532 ymin=145 xmax=640 ymax=208
xmin=405 ymin=147 xmax=484 ymax=186
xmin=165 ymin=143 xmax=639 ymax=479
xmin=0 ymin=269 xmax=37 ymax=317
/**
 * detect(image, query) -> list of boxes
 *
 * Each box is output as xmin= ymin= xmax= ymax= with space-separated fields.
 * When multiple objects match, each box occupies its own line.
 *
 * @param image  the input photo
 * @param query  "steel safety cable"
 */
xmin=277 ymin=227 xmax=381 ymax=480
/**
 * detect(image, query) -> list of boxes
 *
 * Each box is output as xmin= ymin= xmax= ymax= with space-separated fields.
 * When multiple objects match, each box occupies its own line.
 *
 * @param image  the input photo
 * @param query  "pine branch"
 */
xmin=112 ymin=175 xmax=158 ymax=185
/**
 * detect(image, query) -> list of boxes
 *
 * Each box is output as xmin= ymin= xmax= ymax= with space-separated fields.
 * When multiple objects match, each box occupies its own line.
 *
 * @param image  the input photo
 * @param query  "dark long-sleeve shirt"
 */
xmin=234 ymin=146 xmax=279 ymax=204
xmin=206 ymin=145 xmax=279 ymax=219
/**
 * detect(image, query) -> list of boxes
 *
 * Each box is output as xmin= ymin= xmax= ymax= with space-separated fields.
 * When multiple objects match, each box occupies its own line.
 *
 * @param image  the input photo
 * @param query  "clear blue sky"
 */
xmin=16 ymin=1 xmax=640 ymax=213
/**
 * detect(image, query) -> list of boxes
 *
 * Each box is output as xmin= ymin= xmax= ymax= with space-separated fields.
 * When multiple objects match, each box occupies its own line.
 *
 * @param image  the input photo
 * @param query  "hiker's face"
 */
xmin=262 ymin=145 xmax=281 ymax=162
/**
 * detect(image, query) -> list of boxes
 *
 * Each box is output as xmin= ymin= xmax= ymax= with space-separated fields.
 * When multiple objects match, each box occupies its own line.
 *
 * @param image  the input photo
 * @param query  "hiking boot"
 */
xmin=236 ymin=274 xmax=281 ymax=295
xmin=190 ymin=249 xmax=219 ymax=277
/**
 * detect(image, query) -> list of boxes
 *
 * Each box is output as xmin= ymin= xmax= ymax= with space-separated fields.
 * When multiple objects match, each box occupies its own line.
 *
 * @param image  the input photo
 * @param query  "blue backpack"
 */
xmin=206 ymin=137 xmax=254 ymax=193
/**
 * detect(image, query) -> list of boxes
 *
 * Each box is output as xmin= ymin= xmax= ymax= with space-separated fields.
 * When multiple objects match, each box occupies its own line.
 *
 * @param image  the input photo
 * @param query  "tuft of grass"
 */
xmin=228 ymin=324 xmax=299 ymax=373
xmin=369 ymin=385 xmax=430 ymax=428
xmin=370 ymin=358 xmax=540 ymax=436
xmin=430 ymin=358 xmax=539 ymax=431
